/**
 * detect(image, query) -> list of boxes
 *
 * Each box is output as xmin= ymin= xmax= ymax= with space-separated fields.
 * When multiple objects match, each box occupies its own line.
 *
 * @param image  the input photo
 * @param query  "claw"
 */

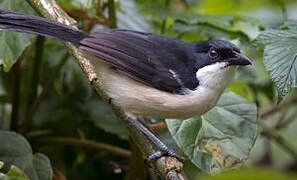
xmin=145 ymin=151 xmax=163 ymax=167
xmin=145 ymin=149 xmax=185 ymax=167
xmin=125 ymin=116 xmax=185 ymax=166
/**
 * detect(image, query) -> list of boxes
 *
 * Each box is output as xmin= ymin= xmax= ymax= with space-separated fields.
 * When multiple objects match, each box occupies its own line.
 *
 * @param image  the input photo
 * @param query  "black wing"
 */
xmin=80 ymin=29 xmax=199 ymax=94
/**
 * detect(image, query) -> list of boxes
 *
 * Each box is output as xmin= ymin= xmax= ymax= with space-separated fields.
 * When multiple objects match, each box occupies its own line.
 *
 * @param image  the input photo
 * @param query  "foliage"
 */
xmin=0 ymin=162 xmax=30 ymax=180
xmin=0 ymin=0 xmax=297 ymax=179
xmin=0 ymin=131 xmax=52 ymax=180
xmin=256 ymin=21 xmax=297 ymax=97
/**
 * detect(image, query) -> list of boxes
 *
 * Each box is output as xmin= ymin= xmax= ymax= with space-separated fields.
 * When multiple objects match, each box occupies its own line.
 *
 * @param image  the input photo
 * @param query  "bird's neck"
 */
xmin=196 ymin=62 xmax=237 ymax=90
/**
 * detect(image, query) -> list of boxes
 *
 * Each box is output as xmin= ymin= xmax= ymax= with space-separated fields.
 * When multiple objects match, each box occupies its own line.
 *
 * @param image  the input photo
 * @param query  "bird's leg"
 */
xmin=125 ymin=116 xmax=184 ymax=165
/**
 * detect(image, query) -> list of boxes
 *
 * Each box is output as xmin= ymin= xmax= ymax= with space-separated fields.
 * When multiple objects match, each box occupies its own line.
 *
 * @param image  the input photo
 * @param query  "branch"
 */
xmin=34 ymin=137 xmax=131 ymax=158
xmin=25 ymin=0 xmax=184 ymax=179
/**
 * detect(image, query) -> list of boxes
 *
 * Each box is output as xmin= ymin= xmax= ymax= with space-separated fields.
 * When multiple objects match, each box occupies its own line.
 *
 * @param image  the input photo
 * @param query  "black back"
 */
xmin=80 ymin=30 xmax=199 ymax=94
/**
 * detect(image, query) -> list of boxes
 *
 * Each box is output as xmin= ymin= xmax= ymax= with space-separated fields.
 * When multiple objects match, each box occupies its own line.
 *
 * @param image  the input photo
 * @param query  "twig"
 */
xmin=275 ymin=110 xmax=297 ymax=130
xmin=34 ymin=137 xmax=131 ymax=158
xmin=259 ymin=94 xmax=297 ymax=119
xmin=96 ymin=1 xmax=108 ymax=20
xmin=61 ymin=6 xmax=108 ymax=26
xmin=261 ymin=122 xmax=297 ymax=160
xmin=25 ymin=0 xmax=185 ymax=179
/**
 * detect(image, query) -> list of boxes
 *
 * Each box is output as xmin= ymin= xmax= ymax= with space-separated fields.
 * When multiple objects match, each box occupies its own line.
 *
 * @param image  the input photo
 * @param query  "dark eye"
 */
xmin=209 ymin=47 xmax=218 ymax=59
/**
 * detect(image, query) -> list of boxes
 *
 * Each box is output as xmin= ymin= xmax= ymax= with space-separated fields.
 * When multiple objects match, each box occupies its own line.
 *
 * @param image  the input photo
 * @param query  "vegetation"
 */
xmin=0 ymin=0 xmax=297 ymax=179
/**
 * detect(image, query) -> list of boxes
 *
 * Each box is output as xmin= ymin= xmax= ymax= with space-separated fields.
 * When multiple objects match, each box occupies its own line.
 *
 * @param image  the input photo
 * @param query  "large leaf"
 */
xmin=256 ymin=20 xmax=297 ymax=97
xmin=171 ymin=22 xmax=251 ymax=48
xmin=166 ymin=92 xmax=257 ymax=173
xmin=0 ymin=131 xmax=53 ymax=180
xmin=0 ymin=0 xmax=35 ymax=71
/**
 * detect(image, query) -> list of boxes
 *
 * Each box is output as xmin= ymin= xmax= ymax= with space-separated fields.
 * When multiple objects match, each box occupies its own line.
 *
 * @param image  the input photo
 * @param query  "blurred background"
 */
xmin=1 ymin=0 xmax=297 ymax=179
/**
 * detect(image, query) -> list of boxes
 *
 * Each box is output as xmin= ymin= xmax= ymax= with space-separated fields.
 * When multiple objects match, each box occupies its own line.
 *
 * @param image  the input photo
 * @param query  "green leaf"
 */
xmin=2 ymin=164 xmax=30 ymax=180
xmin=0 ymin=131 xmax=53 ymax=180
xmin=0 ymin=0 xmax=35 ymax=71
xmin=177 ymin=14 xmax=236 ymax=28
xmin=256 ymin=20 xmax=297 ymax=97
xmin=198 ymin=168 xmax=297 ymax=180
xmin=166 ymin=92 xmax=258 ymax=173
xmin=0 ymin=162 xmax=30 ymax=180
xmin=197 ymin=0 xmax=283 ymax=14
xmin=117 ymin=0 xmax=153 ymax=32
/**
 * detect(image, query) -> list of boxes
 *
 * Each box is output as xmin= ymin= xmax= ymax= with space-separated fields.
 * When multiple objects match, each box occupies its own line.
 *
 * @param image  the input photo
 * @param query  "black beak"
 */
xmin=228 ymin=51 xmax=252 ymax=66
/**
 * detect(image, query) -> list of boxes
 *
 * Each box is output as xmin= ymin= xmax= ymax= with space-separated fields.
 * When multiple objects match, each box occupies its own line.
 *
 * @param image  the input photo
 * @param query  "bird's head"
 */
xmin=192 ymin=40 xmax=252 ymax=70
xmin=191 ymin=40 xmax=252 ymax=89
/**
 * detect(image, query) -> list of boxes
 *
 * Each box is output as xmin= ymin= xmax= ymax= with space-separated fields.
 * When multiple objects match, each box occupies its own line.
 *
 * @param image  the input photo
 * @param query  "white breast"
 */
xmin=88 ymin=56 xmax=236 ymax=119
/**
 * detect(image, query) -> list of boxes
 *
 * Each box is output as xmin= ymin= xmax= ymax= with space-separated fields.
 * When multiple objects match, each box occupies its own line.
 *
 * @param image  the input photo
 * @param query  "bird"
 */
xmin=0 ymin=9 xmax=252 ymax=162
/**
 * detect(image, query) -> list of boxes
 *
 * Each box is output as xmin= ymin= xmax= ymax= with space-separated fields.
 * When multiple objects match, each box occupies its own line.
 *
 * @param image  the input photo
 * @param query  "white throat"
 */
xmin=196 ymin=62 xmax=237 ymax=91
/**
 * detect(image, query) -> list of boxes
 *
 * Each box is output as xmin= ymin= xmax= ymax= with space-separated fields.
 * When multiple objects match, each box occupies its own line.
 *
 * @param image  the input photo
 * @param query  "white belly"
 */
xmin=88 ymin=57 xmax=236 ymax=119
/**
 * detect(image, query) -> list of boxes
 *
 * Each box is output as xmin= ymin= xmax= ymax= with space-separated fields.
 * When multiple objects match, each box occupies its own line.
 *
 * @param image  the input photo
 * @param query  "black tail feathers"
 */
xmin=0 ymin=9 xmax=88 ymax=44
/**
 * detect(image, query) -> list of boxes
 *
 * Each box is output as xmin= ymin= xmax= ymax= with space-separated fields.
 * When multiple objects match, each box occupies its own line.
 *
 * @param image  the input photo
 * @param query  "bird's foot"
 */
xmin=146 ymin=148 xmax=185 ymax=166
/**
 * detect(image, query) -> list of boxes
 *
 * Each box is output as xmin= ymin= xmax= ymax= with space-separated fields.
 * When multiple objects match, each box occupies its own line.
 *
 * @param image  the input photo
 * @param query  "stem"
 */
xmin=34 ymin=137 xmax=131 ymax=158
xmin=160 ymin=19 xmax=167 ymax=34
xmin=23 ymin=36 xmax=45 ymax=131
xmin=108 ymin=0 xmax=117 ymax=28
xmin=11 ymin=44 xmax=34 ymax=132
xmin=10 ymin=60 xmax=21 ymax=132
xmin=25 ymin=1 xmax=185 ymax=179
xmin=160 ymin=0 xmax=171 ymax=34
xmin=281 ymin=1 xmax=288 ymax=23
xmin=25 ymin=53 xmax=69 ymax=122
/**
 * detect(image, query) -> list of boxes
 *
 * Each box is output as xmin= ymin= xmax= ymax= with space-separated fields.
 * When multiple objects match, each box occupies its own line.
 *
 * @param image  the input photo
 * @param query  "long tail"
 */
xmin=0 ymin=9 xmax=88 ymax=44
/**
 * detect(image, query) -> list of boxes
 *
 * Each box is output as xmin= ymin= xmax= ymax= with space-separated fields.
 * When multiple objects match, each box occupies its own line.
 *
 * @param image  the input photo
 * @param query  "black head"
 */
xmin=191 ymin=40 xmax=252 ymax=70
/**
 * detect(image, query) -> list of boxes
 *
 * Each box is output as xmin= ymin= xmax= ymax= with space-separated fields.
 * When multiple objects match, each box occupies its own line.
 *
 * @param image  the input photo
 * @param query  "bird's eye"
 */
xmin=209 ymin=47 xmax=218 ymax=59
